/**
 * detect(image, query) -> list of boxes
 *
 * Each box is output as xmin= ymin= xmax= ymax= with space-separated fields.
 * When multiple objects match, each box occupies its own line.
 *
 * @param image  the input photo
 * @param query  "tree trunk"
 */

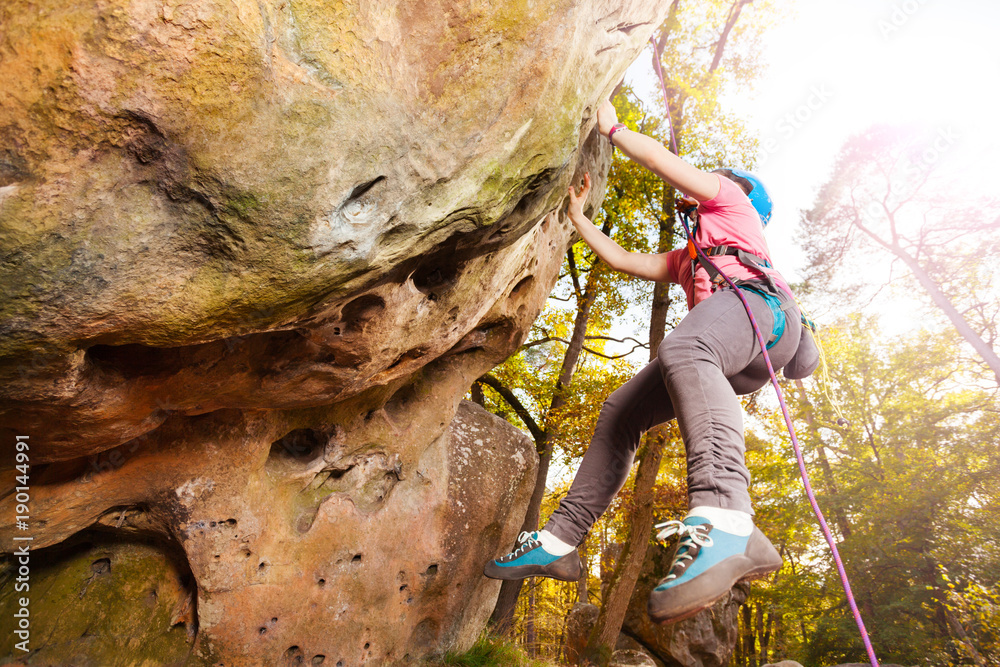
xmin=943 ymin=603 xmax=987 ymax=667
xmin=470 ymin=381 xmax=484 ymax=406
xmin=581 ymin=430 xmax=668 ymax=663
xmin=891 ymin=242 xmax=1000 ymax=385
xmin=577 ymin=541 xmax=589 ymax=603
xmin=525 ymin=583 xmax=537 ymax=657
xmin=490 ymin=251 xmax=606 ymax=631
xmin=754 ymin=602 xmax=767 ymax=665
xmin=793 ymin=380 xmax=852 ymax=539
xmin=648 ymin=178 xmax=678 ymax=351
xmin=853 ymin=210 xmax=1000 ymax=385
xmin=742 ymin=603 xmax=756 ymax=667
xmin=762 ymin=610 xmax=773 ymax=664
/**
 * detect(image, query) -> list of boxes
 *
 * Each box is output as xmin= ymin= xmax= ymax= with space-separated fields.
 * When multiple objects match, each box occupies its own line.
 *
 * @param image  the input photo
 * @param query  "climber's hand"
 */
xmin=596 ymin=99 xmax=618 ymax=136
xmin=677 ymin=195 xmax=698 ymax=215
xmin=567 ymin=173 xmax=591 ymax=222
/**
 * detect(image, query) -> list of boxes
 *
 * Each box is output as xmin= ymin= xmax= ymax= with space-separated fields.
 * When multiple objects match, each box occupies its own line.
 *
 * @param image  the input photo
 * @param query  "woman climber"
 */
xmin=484 ymin=99 xmax=819 ymax=625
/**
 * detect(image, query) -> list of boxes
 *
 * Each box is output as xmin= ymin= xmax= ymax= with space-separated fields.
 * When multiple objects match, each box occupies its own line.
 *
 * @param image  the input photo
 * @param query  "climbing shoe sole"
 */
xmin=483 ymin=549 xmax=583 ymax=582
xmin=647 ymin=527 xmax=782 ymax=625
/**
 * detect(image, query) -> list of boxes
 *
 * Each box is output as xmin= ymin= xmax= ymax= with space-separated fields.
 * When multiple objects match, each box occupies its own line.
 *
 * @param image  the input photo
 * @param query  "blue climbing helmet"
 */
xmin=717 ymin=167 xmax=773 ymax=227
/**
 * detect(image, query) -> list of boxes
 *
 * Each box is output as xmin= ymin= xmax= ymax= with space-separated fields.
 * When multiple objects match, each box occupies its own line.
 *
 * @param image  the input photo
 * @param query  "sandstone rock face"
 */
xmin=0 ymin=400 xmax=535 ymax=665
xmin=611 ymin=649 xmax=659 ymax=667
xmin=563 ymin=584 xmax=746 ymax=667
xmin=564 ymin=602 xmax=662 ymax=667
xmin=564 ymin=602 xmax=601 ymax=663
xmin=0 ymin=0 xmax=671 ymax=664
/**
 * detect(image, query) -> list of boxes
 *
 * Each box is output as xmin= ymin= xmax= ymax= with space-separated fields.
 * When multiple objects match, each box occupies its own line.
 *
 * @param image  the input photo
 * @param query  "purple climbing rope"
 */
xmin=647 ymin=36 xmax=880 ymax=667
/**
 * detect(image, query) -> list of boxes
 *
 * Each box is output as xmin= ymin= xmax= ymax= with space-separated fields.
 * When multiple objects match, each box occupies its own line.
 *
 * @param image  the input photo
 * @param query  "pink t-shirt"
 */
xmin=662 ymin=174 xmax=793 ymax=310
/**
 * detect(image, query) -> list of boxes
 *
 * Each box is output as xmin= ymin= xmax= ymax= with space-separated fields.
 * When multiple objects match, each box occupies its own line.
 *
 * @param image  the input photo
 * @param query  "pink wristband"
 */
xmin=608 ymin=123 xmax=626 ymax=147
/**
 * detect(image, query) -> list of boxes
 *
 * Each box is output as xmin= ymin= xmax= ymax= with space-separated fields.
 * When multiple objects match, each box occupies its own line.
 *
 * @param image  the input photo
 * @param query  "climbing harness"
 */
xmin=647 ymin=36 xmax=881 ymax=667
xmin=685 ymin=216 xmax=794 ymax=349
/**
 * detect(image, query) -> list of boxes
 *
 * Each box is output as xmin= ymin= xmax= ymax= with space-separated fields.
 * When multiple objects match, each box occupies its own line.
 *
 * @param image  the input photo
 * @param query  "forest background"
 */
xmin=466 ymin=1 xmax=1000 ymax=665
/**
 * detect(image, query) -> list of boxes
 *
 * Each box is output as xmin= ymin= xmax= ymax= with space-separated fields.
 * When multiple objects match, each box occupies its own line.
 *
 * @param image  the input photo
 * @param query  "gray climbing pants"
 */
xmin=544 ymin=285 xmax=802 ymax=547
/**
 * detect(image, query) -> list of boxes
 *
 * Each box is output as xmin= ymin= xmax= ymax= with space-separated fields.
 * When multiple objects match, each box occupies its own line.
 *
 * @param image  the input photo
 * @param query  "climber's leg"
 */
xmin=647 ymin=286 xmax=800 ymax=624
xmin=658 ymin=286 xmax=799 ymax=512
xmin=484 ymin=360 xmax=674 ymax=581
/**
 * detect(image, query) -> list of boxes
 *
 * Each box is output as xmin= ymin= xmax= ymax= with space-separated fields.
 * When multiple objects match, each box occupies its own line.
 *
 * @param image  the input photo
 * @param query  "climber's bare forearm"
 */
xmin=568 ymin=210 xmax=668 ymax=282
xmin=596 ymin=99 xmax=719 ymax=201
xmin=613 ymin=132 xmax=720 ymax=202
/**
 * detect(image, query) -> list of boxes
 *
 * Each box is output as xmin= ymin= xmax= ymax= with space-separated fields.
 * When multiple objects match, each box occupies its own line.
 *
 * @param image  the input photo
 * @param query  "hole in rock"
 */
xmin=346 ymin=175 xmax=386 ymax=202
xmin=119 ymin=110 xmax=167 ymax=164
xmin=227 ymin=518 xmax=237 ymax=526
xmin=488 ymin=224 xmax=514 ymax=242
xmin=399 ymin=584 xmax=407 ymax=591
xmin=339 ymin=294 xmax=386 ymax=331
xmin=411 ymin=261 xmax=462 ymax=299
xmin=269 ymin=429 xmax=326 ymax=463
xmin=328 ymin=465 xmax=353 ymax=481
xmin=259 ymin=627 xmax=268 ymax=636
xmin=85 ymin=343 xmax=184 ymax=378
xmin=312 ymin=657 xmax=326 ymax=665
xmin=337 ymin=661 xmax=344 ymax=667
xmin=0 ymin=149 xmax=30 ymax=187
xmin=91 ymin=558 xmax=111 ymax=575
xmin=508 ymin=275 xmax=534 ymax=299
xmin=491 ymin=167 xmax=558 ymax=242
xmin=272 ymin=617 xmax=278 ymax=623
xmin=410 ymin=617 xmax=439 ymax=650
xmin=364 ymin=642 xmax=370 ymax=650
xmin=283 ymin=645 xmax=305 ymax=665
xmin=386 ymin=347 xmax=427 ymax=370
xmin=425 ymin=564 xmax=438 ymax=576
xmin=616 ymin=21 xmax=647 ymax=35
xmin=317 ymin=578 xmax=326 ymax=587
xmin=352 ymin=554 xmax=362 ymax=563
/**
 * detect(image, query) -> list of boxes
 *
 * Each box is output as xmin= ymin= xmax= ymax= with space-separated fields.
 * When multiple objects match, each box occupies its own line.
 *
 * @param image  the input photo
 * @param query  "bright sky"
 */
xmin=735 ymin=0 xmax=1000 ymax=280
xmin=617 ymin=0 xmax=1000 ymax=326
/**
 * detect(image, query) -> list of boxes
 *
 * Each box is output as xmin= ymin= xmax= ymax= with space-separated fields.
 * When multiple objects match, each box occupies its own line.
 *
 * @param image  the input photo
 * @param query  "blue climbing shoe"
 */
xmin=647 ymin=517 xmax=782 ymax=624
xmin=484 ymin=531 xmax=582 ymax=581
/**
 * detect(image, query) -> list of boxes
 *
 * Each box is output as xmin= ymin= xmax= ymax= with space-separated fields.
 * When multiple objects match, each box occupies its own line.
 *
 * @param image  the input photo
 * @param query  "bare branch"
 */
xmin=476 ymin=375 xmax=546 ymax=444
xmin=584 ymin=335 xmax=650 ymax=347
xmin=520 ymin=334 xmax=649 ymax=360
xmin=709 ymin=0 xmax=753 ymax=74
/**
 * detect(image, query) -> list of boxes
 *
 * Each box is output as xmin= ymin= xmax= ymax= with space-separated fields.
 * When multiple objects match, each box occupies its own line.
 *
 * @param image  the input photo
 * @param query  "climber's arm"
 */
xmin=596 ymin=100 xmax=720 ymax=202
xmin=567 ymin=173 xmax=670 ymax=282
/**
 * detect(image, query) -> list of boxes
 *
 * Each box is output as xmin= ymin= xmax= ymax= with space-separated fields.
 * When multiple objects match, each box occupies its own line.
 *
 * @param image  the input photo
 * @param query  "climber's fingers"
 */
xmin=596 ymin=99 xmax=618 ymax=135
xmin=568 ymin=172 xmax=591 ymax=203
